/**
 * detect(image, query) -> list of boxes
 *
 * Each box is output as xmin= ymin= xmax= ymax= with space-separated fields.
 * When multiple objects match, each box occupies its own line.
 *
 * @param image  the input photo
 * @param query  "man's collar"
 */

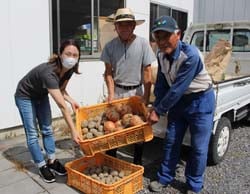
xmin=119 ymin=34 xmax=136 ymax=44
xmin=164 ymin=40 xmax=181 ymax=61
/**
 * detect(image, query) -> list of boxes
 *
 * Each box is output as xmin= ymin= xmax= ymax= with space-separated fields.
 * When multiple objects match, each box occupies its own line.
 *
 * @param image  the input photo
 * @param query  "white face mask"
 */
xmin=61 ymin=57 xmax=77 ymax=69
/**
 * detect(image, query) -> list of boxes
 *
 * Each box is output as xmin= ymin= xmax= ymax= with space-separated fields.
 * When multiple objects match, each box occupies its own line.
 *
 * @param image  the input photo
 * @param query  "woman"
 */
xmin=15 ymin=39 xmax=82 ymax=183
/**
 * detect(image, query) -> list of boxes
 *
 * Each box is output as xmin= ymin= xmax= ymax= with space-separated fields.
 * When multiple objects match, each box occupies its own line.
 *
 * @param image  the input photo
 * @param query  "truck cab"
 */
xmin=183 ymin=21 xmax=250 ymax=76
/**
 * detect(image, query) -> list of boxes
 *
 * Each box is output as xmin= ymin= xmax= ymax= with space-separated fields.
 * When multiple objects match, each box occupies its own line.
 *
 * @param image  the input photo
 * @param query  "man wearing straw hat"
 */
xmin=100 ymin=8 xmax=156 ymax=165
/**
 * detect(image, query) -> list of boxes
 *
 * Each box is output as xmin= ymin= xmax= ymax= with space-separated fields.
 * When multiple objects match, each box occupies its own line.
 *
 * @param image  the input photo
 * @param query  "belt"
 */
xmin=115 ymin=83 xmax=142 ymax=90
xmin=183 ymin=86 xmax=213 ymax=100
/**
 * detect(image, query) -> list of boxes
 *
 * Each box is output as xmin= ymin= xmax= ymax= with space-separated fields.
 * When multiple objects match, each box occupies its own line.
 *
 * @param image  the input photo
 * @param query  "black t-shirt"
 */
xmin=15 ymin=62 xmax=74 ymax=99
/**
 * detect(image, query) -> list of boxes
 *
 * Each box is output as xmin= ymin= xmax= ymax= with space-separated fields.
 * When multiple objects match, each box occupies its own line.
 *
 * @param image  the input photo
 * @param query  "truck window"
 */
xmin=190 ymin=31 xmax=204 ymax=51
xmin=232 ymin=29 xmax=250 ymax=52
xmin=191 ymin=30 xmax=230 ymax=52
xmin=207 ymin=30 xmax=230 ymax=51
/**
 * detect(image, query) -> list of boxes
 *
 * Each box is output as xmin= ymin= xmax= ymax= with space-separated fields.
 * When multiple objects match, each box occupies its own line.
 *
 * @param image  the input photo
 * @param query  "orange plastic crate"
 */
xmin=76 ymin=96 xmax=153 ymax=157
xmin=65 ymin=153 xmax=144 ymax=194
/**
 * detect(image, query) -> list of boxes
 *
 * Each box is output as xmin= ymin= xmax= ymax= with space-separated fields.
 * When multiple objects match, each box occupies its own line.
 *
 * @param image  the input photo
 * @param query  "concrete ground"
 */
xmin=0 ymin=130 xmax=81 ymax=194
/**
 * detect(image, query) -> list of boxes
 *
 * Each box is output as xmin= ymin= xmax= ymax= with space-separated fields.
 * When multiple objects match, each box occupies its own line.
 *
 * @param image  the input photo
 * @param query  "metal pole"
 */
xmin=57 ymin=0 xmax=60 ymax=53
xmin=91 ymin=0 xmax=94 ymax=54
xmin=97 ymin=0 xmax=100 ymax=53
xmin=48 ymin=0 xmax=53 ymax=54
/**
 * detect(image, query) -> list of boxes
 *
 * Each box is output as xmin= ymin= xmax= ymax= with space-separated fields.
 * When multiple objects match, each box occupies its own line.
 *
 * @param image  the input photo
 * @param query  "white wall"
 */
xmin=0 ymin=0 xmax=50 ymax=129
xmin=0 ymin=0 xmax=194 ymax=130
xmin=65 ymin=61 xmax=106 ymax=106
xmin=194 ymin=0 xmax=250 ymax=23
xmin=126 ymin=0 xmax=151 ymax=39
xmin=48 ymin=60 xmax=106 ymax=119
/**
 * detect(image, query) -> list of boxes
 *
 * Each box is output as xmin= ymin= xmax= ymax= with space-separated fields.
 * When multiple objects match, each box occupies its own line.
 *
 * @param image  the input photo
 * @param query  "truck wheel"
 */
xmin=208 ymin=117 xmax=232 ymax=165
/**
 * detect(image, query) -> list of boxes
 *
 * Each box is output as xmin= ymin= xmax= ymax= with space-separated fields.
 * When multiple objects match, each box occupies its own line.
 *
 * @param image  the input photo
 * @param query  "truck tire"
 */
xmin=208 ymin=117 xmax=232 ymax=165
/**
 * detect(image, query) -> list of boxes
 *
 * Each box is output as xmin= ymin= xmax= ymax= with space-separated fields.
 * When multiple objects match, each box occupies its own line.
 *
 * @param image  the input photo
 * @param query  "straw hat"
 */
xmin=113 ymin=8 xmax=145 ymax=25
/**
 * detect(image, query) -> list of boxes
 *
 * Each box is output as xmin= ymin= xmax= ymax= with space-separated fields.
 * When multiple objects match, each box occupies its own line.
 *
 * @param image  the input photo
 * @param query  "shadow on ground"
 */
xmin=2 ymin=145 xmax=35 ymax=173
xmin=116 ymin=137 xmax=191 ymax=193
xmin=1 ymin=138 xmax=82 ymax=184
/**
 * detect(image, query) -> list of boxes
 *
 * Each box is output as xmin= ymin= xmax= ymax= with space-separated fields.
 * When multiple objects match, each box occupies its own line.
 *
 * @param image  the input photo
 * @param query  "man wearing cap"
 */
xmin=100 ymin=8 xmax=156 ymax=165
xmin=147 ymin=16 xmax=215 ymax=194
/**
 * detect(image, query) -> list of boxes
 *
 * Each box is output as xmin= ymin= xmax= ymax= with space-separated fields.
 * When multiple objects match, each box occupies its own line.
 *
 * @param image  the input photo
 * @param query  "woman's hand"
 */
xmin=60 ymin=89 xmax=80 ymax=113
xmin=71 ymin=130 xmax=82 ymax=145
xmin=70 ymin=100 xmax=80 ymax=113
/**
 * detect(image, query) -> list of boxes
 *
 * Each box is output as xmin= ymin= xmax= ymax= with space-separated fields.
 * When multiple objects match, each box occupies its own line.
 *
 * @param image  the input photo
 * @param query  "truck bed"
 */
xmin=152 ymin=75 xmax=250 ymax=138
xmin=213 ymin=75 xmax=250 ymax=123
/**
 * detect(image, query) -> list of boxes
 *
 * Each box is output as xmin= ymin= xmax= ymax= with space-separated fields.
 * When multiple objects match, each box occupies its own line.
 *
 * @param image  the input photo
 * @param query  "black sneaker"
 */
xmin=39 ymin=165 xmax=56 ymax=183
xmin=47 ymin=159 xmax=67 ymax=176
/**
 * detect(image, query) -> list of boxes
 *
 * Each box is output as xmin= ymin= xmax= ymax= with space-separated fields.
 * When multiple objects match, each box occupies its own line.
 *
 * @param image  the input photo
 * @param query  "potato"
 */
xmin=110 ymin=170 xmax=119 ymax=177
xmin=103 ymin=172 xmax=109 ymax=177
xmin=105 ymin=176 xmax=112 ymax=184
xmin=88 ymin=121 xmax=96 ymax=129
xmin=120 ymin=104 xmax=132 ymax=116
xmin=81 ymin=120 xmax=88 ymax=128
xmin=86 ymin=132 xmax=94 ymax=139
xmin=83 ymin=165 xmax=131 ymax=185
xmin=114 ymin=103 xmax=123 ymax=114
xmin=130 ymin=115 xmax=144 ymax=126
xmin=118 ymin=170 xmax=125 ymax=178
xmin=98 ymin=125 xmax=104 ymax=132
xmin=100 ymin=178 xmax=106 ymax=184
xmin=95 ymin=167 xmax=102 ymax=175
xmin=82 ymin=134 xmax=87 ymax=140
xmin=102 ymin=165 xmax=109 ymax=172
xmin=105 ymin=107 xmax=120 ymax=122
xmin=91 ymin=173 xmax=98 ymax=179
xmin=94 ymin=115 xmax=102 ymax=122
xmin=104 ymin=121 xmax=116 ymax=133
xmin=94 ymin=131 xmax=103 ymax=137
xmin=121 ymin=113 xmax=133 ymax=127
xmin=115 ymin=120 xmax=123 ymax=128
xmin=90 ymin=128 xmax=98 ymax=134
xmin=82 ymin=127 xmax=89 ymax=134
xmin=98 ymin=173 xmax=104 ymax=178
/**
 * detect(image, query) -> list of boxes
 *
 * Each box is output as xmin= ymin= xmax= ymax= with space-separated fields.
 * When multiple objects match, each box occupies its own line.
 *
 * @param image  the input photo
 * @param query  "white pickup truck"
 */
xmin=152 ymin=21 xmax=250 ymax=165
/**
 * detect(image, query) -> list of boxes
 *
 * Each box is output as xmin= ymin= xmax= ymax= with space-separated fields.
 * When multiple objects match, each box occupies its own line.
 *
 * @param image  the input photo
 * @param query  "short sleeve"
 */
xmin=42 ymin=69 xmax=60 ymax=89
xmin=100 ymin=43 xmax=112 ymax=64
xmin=142 ymin=38 xmax=157 ymax=66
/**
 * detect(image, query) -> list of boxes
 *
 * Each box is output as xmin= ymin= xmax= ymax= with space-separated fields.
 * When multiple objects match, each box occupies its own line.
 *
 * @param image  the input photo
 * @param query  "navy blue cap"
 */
xmin=151 ymin=16 xmax=179 ymax=33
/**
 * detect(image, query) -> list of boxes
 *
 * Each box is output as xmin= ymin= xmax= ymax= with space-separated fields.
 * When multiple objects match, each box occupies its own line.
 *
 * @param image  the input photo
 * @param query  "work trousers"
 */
xmin=158 ymin=88 xmax=215 ymax=192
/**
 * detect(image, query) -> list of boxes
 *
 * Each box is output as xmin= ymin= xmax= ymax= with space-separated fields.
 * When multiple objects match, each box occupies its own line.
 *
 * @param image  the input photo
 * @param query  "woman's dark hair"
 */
xmin=49 ymin=39 xmax=81 ymax=74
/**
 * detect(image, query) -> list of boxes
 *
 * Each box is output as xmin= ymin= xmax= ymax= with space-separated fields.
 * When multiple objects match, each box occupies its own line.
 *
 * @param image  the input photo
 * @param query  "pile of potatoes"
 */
xmin=83 ymin=165 xmax=131 ymax=185
xmin=80 ymin=103 xmax=145 ymax=139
